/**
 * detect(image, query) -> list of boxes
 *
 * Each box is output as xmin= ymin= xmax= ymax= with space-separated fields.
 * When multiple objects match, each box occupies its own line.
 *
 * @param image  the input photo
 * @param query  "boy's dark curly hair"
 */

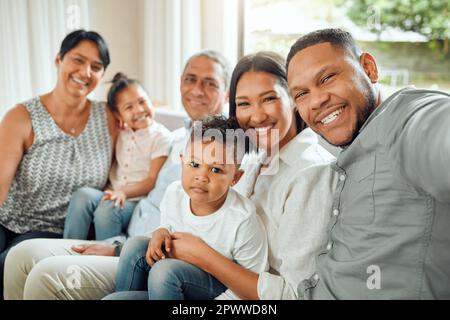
xmin=190 ymin=115 xmax=246 ymax=165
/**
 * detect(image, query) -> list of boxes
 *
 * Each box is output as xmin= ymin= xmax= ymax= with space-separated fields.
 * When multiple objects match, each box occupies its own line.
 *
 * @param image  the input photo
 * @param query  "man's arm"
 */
xmin=392 ymin=91 xmax=450 ymax=202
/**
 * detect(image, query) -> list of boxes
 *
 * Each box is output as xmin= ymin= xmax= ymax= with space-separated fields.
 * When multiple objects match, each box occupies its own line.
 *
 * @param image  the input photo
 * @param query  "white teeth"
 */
xmin=189 ymin=100 xmax=204 ymax=106
xmin=321 ymin=108 xmax=343 ymax=124
xmin=254 ymin=126 xmax=272 ymax=133
xmin=134 ymin=114 xmax=149 ymax=122
xmin=72 ymin=77 xmax=87 ymax=86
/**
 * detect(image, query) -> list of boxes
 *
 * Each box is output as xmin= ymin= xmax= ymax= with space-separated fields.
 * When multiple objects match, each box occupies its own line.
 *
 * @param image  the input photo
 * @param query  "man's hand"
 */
xmin=71 ymin=243 xmax=116 ymax=256
xmin=102 ymin=189 xmax=126 ymax=208
xmin=146 ymin=228 xmax=172 ymax=266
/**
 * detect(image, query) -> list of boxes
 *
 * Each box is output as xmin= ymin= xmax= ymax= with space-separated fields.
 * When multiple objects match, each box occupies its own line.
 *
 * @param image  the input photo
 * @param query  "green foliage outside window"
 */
xmin=341 ymin=0 xmax=450 ymax=57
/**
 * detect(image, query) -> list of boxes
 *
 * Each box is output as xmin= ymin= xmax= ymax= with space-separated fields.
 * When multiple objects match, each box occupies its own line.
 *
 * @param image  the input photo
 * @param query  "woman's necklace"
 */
xmin=69 ymin=127 xmax=77 ymax=135
xmin=43 ymin=93 xmax=90 ymax=136
xmin=60 ymin=103 xmax=90 ymax=136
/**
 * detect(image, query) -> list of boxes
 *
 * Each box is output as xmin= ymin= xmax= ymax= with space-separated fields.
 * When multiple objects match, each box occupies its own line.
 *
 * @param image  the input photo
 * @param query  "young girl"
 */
xmin=63 ymin=73 xmax=172 ymax=241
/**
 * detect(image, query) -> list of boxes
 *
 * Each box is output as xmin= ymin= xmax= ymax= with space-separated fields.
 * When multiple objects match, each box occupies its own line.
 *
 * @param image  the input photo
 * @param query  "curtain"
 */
xmin=0 ymin=0 xmax=240 ymax=116
xmin=140 ymin=0 xmax=239 ymax=110
xmin=0 ymin=0 xmax=89 ymax=117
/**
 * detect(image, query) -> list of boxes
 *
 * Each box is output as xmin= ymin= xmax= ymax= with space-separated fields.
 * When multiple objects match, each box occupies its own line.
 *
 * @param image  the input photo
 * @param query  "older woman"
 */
xmin=0 ymin=29 xmax=116 ymax=297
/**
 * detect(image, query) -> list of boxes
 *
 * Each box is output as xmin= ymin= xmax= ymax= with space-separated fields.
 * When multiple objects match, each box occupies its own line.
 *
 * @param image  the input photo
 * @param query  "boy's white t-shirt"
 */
xmin=109 ymin=121 xmax=172 ymax=200
xmin=159 ymin=181 xmax=269 ymax=300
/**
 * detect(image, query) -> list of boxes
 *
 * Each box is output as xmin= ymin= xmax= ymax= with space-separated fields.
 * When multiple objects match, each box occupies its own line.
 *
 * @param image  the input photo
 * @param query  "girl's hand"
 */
xmin=102 ymin=190 xmax=126 ymax=208
xmin=169 ymin=232 xmax=210 ymax=265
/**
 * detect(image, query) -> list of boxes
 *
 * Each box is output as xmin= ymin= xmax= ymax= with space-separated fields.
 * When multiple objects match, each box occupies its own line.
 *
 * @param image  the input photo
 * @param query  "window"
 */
xmin=242 ymin=0 xmax=450 ymax=94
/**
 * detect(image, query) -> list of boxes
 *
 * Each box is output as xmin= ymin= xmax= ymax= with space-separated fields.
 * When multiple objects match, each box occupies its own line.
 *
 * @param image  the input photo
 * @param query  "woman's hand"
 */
xmin=168 ymin=232 xmax=210 ymax=265
xmin=102 ymin=189 xmax=126 ymax=208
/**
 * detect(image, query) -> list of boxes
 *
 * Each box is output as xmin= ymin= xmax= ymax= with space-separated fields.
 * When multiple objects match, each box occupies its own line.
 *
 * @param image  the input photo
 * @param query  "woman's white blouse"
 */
xmin=234 ymin=128 xmax=338 ymax=299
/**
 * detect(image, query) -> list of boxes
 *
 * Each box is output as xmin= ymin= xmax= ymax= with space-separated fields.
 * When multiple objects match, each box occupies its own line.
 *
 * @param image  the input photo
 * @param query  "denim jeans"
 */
xmin=115 ymin=236 xmax=226 ymax=300
xmin=102 ymin=290 xmax=148 ymax=300
xmin=64 ymin=187 xmax=137 ymax=240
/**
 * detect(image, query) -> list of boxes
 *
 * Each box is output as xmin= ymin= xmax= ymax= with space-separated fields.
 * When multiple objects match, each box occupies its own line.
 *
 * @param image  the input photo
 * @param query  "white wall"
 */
xmin=87 ymin=0 xmax=239 ymax=106
xmin=88 ymin=0 xmax=143 ymax=101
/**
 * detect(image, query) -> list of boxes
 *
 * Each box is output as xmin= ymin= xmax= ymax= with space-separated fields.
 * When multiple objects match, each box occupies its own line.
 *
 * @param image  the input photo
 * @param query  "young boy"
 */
xmin=113 ymin=115 xmax=269 ymax=300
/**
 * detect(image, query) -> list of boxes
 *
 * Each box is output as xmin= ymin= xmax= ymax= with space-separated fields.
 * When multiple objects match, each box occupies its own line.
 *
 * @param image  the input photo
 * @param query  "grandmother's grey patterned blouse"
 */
xmin=0 ymin=97 xmax=112 ymax=234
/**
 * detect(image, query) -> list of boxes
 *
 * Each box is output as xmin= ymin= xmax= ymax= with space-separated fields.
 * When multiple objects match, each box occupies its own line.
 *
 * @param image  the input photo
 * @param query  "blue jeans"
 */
xmin=102 ymin=291 xmax=148 ymax=300
xmin=115 ymin=235 xmax=226 ymax=300
xmin=64 ymin=187 xmax=137 ymax=240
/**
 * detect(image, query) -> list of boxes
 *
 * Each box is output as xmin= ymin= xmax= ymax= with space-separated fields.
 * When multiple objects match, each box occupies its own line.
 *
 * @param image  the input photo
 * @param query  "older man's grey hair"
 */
xmin=182 ymin=50 xmax=231 ymax=89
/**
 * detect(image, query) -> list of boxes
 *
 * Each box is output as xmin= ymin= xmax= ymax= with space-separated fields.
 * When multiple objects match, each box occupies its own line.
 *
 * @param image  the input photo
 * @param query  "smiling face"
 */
xmin=56 ymin=40 xmax=105 ymax=98
xmin=180 ymin=56 xmax=228 ymax=121
xmin=181 ymin=139 xmax=242 ymax=216
xmin=115 ymin=84 xmax=154 ymax=131
xmin=235 ymin=71 xmax=297 ymax=153
xmin=288 ymin=42 xmax=378 ymax=147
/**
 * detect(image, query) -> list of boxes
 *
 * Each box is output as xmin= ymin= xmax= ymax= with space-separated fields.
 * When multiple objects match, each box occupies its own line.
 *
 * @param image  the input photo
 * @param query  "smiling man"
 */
xmin=287 ymin=28 xmax=450 ymax=299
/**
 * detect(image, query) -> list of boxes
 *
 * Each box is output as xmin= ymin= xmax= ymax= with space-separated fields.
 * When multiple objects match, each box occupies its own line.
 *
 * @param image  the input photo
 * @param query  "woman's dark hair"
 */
xmin=59 ymin=29 xmax=110 ymax=70
xmin=229 ymin=51 xmax=306 ymax=136
xmin=107 ymin=73 xmax=140 ymax=112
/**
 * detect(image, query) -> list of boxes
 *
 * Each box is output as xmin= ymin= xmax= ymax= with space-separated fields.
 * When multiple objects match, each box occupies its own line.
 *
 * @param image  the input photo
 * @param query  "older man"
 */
xmin=4 ymin=50 xmax=230 ymax=300
xmin=287 ymin=28 xmax=450 ymax=299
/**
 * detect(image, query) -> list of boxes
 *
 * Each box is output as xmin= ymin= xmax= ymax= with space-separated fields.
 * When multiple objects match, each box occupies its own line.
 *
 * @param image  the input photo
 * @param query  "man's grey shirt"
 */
xmin=299 ymin=87 xmax=450 ymax=299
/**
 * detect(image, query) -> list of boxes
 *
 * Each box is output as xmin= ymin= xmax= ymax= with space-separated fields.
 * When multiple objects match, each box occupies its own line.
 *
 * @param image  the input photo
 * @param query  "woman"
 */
xmin=0 ymin=29 xmax=116 ymax=297
xmin=105 ymin=51 xmax=337 ymax=300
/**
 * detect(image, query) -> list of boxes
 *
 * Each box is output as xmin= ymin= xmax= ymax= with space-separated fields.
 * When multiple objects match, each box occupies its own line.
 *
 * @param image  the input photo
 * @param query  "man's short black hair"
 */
xmin=286 ymin=28 xmax=362 ymax=72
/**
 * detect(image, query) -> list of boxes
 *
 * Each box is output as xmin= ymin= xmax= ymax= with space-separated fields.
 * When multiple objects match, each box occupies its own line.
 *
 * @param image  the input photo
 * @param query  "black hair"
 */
xmin=107 ymin=72 xmax=139 ymax=113
xmin=59 ymin=29 xmax=110 ymax=70
xmin=182 ymin=50 xmax=231 ymax=89
xmin=189 ymin=115 xmax=245 ymax=165
xmin=229 ymin=51 xmax=306 ymax=137
xmin=286 ymin=28 xmax=361 ymax=73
